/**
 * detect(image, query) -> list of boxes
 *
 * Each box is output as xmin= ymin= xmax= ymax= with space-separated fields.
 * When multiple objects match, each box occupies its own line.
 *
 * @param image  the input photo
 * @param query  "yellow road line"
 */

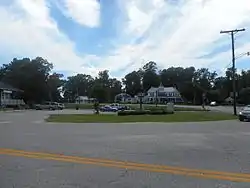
xmin=0 ymin=148 xmax=250 ymax=182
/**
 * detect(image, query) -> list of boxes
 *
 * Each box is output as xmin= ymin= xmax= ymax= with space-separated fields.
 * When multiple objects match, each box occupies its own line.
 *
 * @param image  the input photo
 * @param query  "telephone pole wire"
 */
xmin=220 ymin=28 xmax=245 ymax=115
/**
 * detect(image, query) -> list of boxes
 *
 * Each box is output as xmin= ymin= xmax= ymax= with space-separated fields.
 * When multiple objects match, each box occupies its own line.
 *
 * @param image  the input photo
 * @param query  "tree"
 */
xmin=3 ymin=55 xmax=250 ymax=105
xmin=47 ymin=73 xmax=64 ymax=102
xmin=142 ymin=61 xmax=160 ymax=91
xmin=63 ymin=74 xmax=94 ymax=102
xmin=109 ymin=78 xmax=122 ymax=101
xmin=0 ymin=57 xmax=54 ymax=103
xmin=122 ymin=71 xmax=141 ymax=96
xmin=142 ymin=61 xmax=157 ymax=72
xmin=90 ymin=70 xmax=122 ymax=102
xmin=90 ymin=82 xmax=107 ymax=102
xmin=238 ymin=87 xmax=250 ymax=104
xmin=160 ymin=67 xmax=185 ymax=87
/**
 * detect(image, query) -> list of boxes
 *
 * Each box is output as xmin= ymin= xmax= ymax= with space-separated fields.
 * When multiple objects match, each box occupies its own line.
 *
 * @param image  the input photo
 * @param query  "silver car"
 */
xmin=35 ymin=102 xmax=64 ymax=110
xmin=238 ymin=105 xmax=250 ymax=121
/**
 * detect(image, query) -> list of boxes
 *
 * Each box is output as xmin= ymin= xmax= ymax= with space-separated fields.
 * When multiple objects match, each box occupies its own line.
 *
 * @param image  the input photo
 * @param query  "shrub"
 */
xmin=117 ymin=109 xmax=173 ymax=116
xmin=118 ymin=110 xmax=147 ymax=116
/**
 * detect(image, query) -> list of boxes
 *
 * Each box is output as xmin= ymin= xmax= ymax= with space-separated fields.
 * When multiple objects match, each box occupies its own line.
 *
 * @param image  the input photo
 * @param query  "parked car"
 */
xmin=238 ymin=105 xmax=250 ymax=121
xmin=100 ymin=105 xmax=118 ymax=112
xmin=58 ymin=103 xmax=65 ymax=110
xmin=35 ymin=102 xmax=64 ymax=110
xmin=210 ymin=101 xmax=217 ymax=106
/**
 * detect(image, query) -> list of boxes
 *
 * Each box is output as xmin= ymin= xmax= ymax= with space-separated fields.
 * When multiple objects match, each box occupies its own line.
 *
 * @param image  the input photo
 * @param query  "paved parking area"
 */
xmin=0 ymin=110 xmax=250 ymax=187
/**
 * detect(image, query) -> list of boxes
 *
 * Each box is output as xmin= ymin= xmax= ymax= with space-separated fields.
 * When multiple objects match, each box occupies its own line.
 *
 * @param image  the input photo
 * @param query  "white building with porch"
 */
xmin=75 ymin=96 xmax=96 ymax=104
xmin=0 ymin=81 xmax=25 ymax=107
xmin=145 ymin=83 xmax=183 ymax=103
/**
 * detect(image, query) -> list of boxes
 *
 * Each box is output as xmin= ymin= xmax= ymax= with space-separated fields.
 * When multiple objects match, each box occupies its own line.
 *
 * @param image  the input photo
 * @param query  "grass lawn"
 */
xmin=64 ymin=103 xmax=207 ymax=111
xmin=47 ymin=112 xmax=236 ymax=123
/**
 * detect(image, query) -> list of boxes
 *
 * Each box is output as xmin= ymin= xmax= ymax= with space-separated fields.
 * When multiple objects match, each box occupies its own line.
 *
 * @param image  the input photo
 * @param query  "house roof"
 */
xmin=0 ymin=81 xmax=21 ymax=91
xmin=147 ymin=86 xmax=178 ymax=93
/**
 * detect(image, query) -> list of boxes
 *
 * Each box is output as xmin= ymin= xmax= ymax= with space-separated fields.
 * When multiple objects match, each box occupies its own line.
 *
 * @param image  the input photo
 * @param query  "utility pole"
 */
xmin=220 ymin=28 xmax=245 ymax=115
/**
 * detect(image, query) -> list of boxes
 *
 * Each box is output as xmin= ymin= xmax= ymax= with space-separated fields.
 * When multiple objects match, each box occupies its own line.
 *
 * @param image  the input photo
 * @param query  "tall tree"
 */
xmin=142 ymin=61 xmax=160 ymax=91
xmin=47 ymin=73 xmax=64 ymax=102
xmin=122 ymin=71 xmax=141 ymax=96
xmin=90 ymin=70 xmax=122 ymax=102
xmin=0 ymin=57 xmax=53 ymax=103
xmin=63 ymin=74 xmax=94 ymax=102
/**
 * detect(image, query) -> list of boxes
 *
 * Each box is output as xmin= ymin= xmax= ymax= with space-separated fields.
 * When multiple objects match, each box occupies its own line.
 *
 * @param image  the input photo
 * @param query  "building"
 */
xmin=114 ymin=93 xmax=132 ymax=103
xmin=75 ymin=96 xmax=96 ymax=104
xmin=0 ymin=81 xmax=25 ymax=107
xmin=224 ymin=96 xmax=233 ymax=104
xmin=145 ymin=83 xmax=183 ymax=103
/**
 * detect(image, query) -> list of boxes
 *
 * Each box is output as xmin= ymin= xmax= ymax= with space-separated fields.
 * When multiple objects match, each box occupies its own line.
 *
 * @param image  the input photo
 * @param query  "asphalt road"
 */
xmin=0 ymin=110 xmax=250 ymax=187
xmin=177 ymin=105 xmax=244 ymax=114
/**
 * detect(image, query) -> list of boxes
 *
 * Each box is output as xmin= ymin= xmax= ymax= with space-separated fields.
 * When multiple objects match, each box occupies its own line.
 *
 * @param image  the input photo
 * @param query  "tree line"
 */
xmin=0 ymin=57 xmax=250 ymax=105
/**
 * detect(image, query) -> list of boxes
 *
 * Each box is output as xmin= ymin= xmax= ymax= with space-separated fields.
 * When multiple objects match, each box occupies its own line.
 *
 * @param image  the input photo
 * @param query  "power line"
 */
xmin=220 ymin=28 xmax=245 ymax=115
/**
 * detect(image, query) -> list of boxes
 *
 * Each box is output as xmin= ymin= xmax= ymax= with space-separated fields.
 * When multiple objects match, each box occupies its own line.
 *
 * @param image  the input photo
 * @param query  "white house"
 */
xmin=0 ymin=81 xmax=25 ymax=107
xmin=114 ymin=93 xmax=132 ymax=103
xmin=145 ymin=83 xmax=183 ymax=103
xmin=75 ymin=96 xmax=96 ymax=104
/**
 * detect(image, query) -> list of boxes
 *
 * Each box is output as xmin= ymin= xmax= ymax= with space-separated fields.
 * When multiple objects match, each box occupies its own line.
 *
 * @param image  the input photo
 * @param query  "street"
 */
xmin=177 ymin=105 xmax=243 ymax=114
xmin=0 ymin=110 xmax=250 ymax=187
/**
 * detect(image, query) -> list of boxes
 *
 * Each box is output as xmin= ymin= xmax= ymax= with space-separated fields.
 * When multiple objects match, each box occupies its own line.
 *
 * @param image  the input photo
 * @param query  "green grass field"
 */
xmin=64 ymin=103 xmax=208 ymax=111
xmin=47 ymin=112 xmax=236 ymax=123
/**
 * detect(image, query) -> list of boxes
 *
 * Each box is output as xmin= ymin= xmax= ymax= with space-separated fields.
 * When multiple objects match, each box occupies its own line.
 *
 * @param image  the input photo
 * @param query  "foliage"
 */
xmin=1 ymin=56 xmax=250 ymax=105
xmin=63 ymin=74 xmax=94 ymax=102
xmin=122 ymin=71 xmax=141 ymax=96
xmin=93 ymin=101 xmax=100 ymax=114
xmin=63 ymin=70 xmax=122 ymax=103
xmin=0 ymin=57 xmax=63 ymax=103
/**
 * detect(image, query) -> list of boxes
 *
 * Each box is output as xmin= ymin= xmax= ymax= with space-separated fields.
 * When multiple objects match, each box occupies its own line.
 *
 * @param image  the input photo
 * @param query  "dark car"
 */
xmin=238 ymin=105 xmax=250 ymax=121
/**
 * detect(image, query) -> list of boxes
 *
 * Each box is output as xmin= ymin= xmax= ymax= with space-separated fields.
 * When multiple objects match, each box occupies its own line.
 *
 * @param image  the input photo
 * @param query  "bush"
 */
xmin=117 ymin=109 xmax=173 ymax=116
xmin=118 ymin=110 xmax=147 ymax=116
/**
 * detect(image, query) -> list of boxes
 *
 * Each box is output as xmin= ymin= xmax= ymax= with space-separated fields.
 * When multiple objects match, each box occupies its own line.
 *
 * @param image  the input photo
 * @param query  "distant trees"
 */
xmin=63 ymin=70 xmax=122 ymax=103
xmin=122 ymin=62 xmax=250 ymax=105
xmin=0 ymin=57 xmax=62 ymax=103
xmin=1 ymin=56 xmax=250 ymax=104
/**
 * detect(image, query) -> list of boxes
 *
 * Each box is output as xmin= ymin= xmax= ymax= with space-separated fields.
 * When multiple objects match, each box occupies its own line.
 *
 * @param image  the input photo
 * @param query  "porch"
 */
xmin=0 ymin=89 xmax=25 ymax=107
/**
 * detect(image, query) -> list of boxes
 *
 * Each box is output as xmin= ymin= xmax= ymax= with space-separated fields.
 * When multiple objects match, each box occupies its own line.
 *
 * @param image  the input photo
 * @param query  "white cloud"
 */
xmin=0 ymin=0 xmax=250 ymax=80
xmin=121 ymin=0 xmax=165 ymax=37
xmin=106 ymin=0 xmax=250 ymax=74
xmin=0 ymin=0 xmax=99 ymax=76
xmin=57 ymin=0 xmax=100 ymax=27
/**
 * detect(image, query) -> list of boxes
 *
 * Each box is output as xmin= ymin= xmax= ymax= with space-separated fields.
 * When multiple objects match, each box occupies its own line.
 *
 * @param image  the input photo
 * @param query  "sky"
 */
xmin=0 ymin=0 xmax=250 ymax=79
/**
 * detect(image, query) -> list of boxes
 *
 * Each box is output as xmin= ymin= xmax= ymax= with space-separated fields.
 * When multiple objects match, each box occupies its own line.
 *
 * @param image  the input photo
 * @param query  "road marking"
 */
xmin=0 ymin=148 xmax=250 ymax=182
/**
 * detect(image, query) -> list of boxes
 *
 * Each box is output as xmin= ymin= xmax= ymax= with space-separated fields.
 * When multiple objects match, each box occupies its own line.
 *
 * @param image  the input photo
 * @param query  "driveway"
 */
xmin=0 ymin=110 xmax=249 ymax=187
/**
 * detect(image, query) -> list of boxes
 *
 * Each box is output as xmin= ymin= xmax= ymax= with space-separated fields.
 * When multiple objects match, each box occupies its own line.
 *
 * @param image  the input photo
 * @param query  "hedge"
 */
xmin=117 ymin=109 xmax=174 ymax=116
